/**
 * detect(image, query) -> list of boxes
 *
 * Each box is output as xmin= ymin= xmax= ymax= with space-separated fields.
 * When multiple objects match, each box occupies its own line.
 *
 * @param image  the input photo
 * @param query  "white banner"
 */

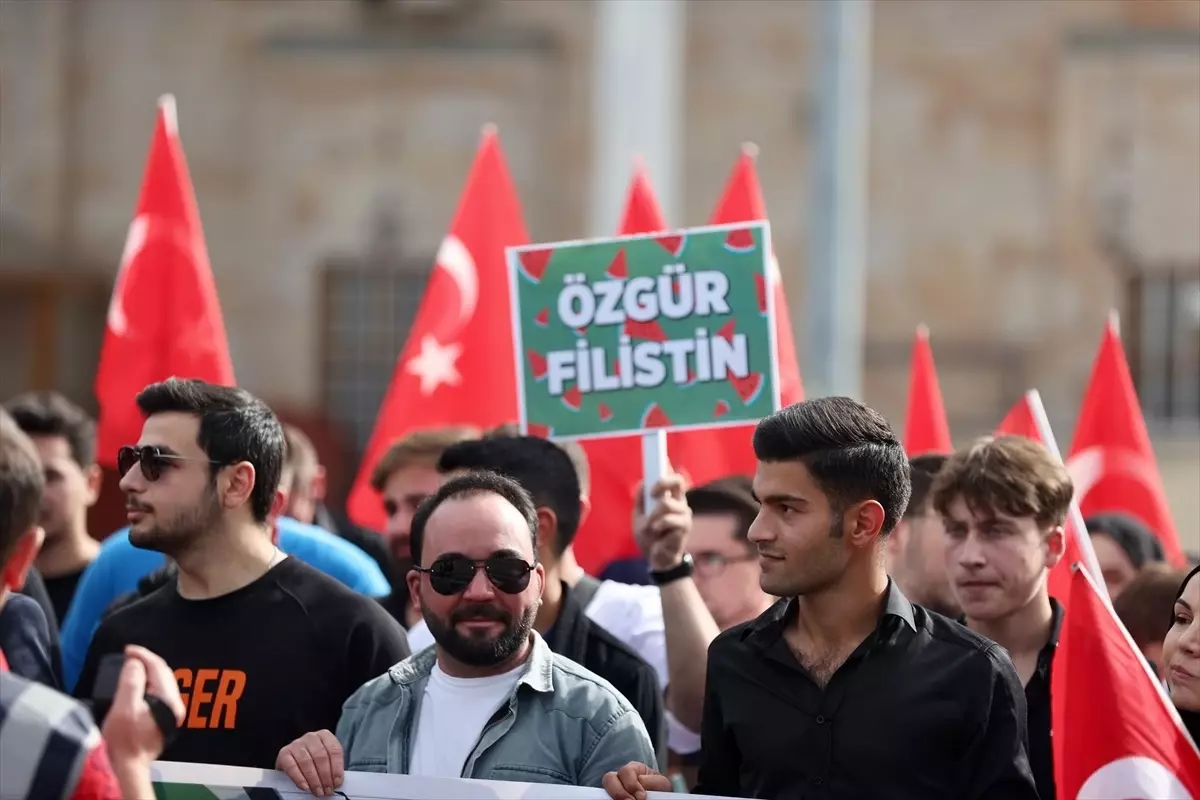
xmin=150 ymin=761 xmax=731 ymax=799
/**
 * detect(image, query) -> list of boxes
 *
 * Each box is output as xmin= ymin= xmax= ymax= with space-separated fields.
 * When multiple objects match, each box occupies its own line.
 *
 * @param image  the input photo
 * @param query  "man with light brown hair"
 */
xmin=933 ymin=434 xmax=1073 ymax=800
xmin=370 ymin=426 xmax=480 ymax=627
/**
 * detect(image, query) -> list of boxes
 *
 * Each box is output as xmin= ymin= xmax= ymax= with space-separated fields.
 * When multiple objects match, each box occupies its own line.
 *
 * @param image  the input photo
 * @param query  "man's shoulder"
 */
xmin=913 ymin=605 xmax=1007 ymax=658
xmin=547 ymin=649 xmax=639 ymax=716
xmin=272 ymin=559 xmax=404 ymax=635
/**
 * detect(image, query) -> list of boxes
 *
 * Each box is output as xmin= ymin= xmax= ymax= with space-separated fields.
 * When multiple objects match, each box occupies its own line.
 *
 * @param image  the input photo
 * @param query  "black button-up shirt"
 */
xmin=1024 ymin=598 xmax=1063 ymax=800
xmin=693 ymin=582 xmax=1039 ymax=800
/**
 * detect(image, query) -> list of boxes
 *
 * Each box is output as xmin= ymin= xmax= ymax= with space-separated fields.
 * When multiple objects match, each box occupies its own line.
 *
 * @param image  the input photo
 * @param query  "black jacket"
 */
xmin=546 ymin=580 xmax=666 ymax=765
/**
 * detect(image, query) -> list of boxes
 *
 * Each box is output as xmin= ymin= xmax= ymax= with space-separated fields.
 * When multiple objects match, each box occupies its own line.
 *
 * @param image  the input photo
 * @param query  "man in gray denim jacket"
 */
xmin=277 ymin=471 xmax=657 ymax=795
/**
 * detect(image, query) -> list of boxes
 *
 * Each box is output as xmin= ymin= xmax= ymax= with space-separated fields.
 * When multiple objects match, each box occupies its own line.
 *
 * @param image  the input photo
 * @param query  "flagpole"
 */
xmin=1024 ymin=389 xmax=1110 ymax=604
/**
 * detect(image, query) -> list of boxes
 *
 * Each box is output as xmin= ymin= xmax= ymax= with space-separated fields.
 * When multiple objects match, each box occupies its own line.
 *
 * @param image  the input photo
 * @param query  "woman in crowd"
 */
xmin=1165 ymin=564 xmax=1200 ymax=743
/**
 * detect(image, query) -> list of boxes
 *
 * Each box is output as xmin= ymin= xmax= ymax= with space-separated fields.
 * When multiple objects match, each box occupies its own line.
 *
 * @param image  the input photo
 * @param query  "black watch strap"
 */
xmin=650 ymin=554 xmax=695 ymax=586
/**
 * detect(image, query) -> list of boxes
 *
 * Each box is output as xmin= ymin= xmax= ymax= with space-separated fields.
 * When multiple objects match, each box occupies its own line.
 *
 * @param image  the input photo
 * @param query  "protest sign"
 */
xmin=150 ymin=761 xmax=730 ymax=799
xmin=508 ymin=222 xmax=780 ymax=440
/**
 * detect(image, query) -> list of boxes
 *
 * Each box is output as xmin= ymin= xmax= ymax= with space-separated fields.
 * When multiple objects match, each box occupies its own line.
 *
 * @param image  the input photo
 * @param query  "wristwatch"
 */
xmin=650 ymin=553 xmax=695 ymax=586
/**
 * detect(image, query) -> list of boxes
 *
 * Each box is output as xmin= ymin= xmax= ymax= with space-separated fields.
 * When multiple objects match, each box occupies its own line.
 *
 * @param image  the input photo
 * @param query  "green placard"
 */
xmin=507 ymin=222 xmax=780 ymax=439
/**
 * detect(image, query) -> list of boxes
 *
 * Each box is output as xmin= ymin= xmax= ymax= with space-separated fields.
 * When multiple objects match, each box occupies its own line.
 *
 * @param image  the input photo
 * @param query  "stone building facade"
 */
xmin=1 ymin=0 xmax=1197 ymax=544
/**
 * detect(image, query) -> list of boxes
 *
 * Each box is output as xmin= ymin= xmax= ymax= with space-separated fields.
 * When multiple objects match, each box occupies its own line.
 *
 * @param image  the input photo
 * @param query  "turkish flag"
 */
xmin=1067 ymin=316 xmax=1186 ymax=567
xmin=666 ymin=145 xmax=805 ymax=488
xmin=994 ymin=391 xmax=1108 ymax=611
xmin=903 ymin=325 xmax=953 ymax=456
xmin=572 ymin=164 xmax=670 ymax=573
xmin=346 ymin=127 xmax=529 ymax=531
xmin=1052 ymin=563 xmax=1200 ymax=799
xmin=94 ymin=95 xmax=234 ymax=468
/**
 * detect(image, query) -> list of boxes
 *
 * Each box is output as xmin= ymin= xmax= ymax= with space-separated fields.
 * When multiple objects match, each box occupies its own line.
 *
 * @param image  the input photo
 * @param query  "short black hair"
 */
xmin=136 ymin=379 xmax=283 ymax=523
xmin=438 ymin=436 xmax=580 ymax=555
xmin=0 ymin=409 xmax=46 ymax=562
xmin=686 ymin=475 xmax=759 ymax=541
xmin=5 ymin=391 xmax=96 ymax=466
xmin=753 ymin=397 xmax=911 ymax=535
xmin=905 ymin=453 xmax=948 ymax=520
xmin=410 ymin=470 xmax=539 ymax=567
xmin=1085 ymin=512 xmax=1165 ymax=568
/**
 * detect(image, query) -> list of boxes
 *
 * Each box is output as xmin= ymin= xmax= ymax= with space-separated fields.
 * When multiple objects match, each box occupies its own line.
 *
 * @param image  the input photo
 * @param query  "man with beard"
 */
xmin=369 ymin=427 xmax=480 ymax=629
xmin=73 ymin=379 xmax=409 ymax=769
xmin=276 ymin=471 xmax=657 ymax=794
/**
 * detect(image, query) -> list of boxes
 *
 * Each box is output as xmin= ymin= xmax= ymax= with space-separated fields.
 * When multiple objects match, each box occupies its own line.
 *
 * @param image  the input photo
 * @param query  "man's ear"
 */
xmin=1044 ymin=525 xmax=1065 ymax=569
xmin=83 ymin=464 xmax=103 ymax=507
xmin=577 ymin=495 xmax=592 ymax=528
xmin=221 ymin=462 xmax=257 ymax=512
xmin=2 ymin=526 xmax=45 ymax=591
xmin=535 ymin=507 xmax=558 ymax=562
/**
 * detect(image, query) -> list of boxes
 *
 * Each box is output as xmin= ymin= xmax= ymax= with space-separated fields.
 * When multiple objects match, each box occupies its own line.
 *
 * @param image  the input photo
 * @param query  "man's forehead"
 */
xmin=138 ymin=412 xmax=201 ymax=451
xmin=425 ymin=492 xmax=533 ymax=556
xmin=29 ymin=434 xmax=73 ymax=464
xmin=752 ymin=460 xmax=817 ymax=499
xmin=384 ymin=462 xmax=442 ymax=496
xmin=944 ymin=497 xmax=1019 ymax=525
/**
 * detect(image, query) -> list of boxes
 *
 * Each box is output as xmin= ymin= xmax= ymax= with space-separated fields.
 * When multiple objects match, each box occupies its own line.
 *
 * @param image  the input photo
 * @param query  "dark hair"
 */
xmin=1111 ymin=563 xmax=1184 ymax=647
xmin=752 ymin=397 xmax=911 ymax=535
xmin=0 ymin=409 xmax=46 ymax=562
xmin=5 ymin=391 xmax=96 ymax=466
xmin=437 ymin=437 xmax=578 ymax=554
xmin=905 ymin=453 xmax=948 ymax=520
xmin=136 ymin=379 xmax=283 ymax=523
xmin=482 ymin=423 xmax=592 ymax=496
xmin=932 ymin=435 xmax=1073 ymax=529
xmin=686 ymin=475 xmax=759 ymax=541
xmin=410 ymin=470 xmax=539 ymax=567
xmin=1085 ymin=513 xmax=1166 ymax=569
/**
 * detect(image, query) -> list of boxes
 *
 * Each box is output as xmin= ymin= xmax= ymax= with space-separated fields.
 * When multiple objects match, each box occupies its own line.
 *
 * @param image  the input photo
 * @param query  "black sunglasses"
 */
xmin=415 ymin=555 xmax=536 ymax=596
xmin=117 ymin=445 xmax=219 ymax=482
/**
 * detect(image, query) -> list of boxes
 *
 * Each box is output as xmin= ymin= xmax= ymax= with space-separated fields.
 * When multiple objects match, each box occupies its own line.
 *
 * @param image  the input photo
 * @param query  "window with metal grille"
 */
xmin=319 ymin=258 xmax=432 ymax=459
xmin=1126 ymin=268 xmax=1200 ymax=424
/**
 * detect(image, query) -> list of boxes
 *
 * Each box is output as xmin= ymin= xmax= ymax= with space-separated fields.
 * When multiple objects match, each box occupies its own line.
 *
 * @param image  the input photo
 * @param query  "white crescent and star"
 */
xmin=403 ymin=234 xmax=479 ymax=396
xmin=107 ymin=214 xmax=150 ymax=337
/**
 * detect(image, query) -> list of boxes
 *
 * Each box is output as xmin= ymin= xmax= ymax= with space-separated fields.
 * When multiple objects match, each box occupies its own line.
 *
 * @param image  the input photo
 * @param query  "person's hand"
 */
xmin=101 ymin=645 xmax=186 ymax=768
xmin=276 ymin=729 xmax=344 ymax=797
xmin=633 ymin=472 xmax=692 ymax=572
xmin=602 ymin=761 xmax=673 ymax=799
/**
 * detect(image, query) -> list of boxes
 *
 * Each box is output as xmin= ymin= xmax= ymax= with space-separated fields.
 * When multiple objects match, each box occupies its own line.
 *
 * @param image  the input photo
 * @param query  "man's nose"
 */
xmin=461 ymin=566 xmax=497 ymax=601
xmin=957 ymin=532 xmax=987 ymax=566
xmin=746 ymin=512 xmax=770 ymax=544
xmin=119 ymin=466 xmax=145 ymax=494
xmin=385 ymin=511 xmax=412 ymax=540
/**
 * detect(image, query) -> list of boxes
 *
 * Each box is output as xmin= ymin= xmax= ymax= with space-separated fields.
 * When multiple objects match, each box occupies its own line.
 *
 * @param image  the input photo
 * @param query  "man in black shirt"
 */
xmin=933 ymin=435 xmax=1074 ymax=800
xmin=604 ymin=397 xmax=1038 ymax=800
xmin=436 ymin=435 xmax=666 ymax=761
xmin=74 ymin=379 xmax=410 ymax=769
xmin=5 ymin=392 xmax=102 ymax=627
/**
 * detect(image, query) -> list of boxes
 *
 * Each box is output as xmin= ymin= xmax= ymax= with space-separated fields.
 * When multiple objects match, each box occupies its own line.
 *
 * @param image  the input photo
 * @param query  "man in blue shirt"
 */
xmin=60 ymin=516 xmax=390 ymax=691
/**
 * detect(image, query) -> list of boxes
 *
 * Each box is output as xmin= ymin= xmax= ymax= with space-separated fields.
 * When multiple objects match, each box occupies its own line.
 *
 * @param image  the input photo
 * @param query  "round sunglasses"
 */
xmin=414 ymin=555 xmax=535 ymax=596
xmin=117 ymin=445 xmax=220 ymax=482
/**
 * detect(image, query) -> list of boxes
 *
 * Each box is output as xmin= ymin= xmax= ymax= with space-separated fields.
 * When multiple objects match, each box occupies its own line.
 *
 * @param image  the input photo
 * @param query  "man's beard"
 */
xmin=128 ymin=485 xmax=222 ymax=557
xmin=422 ymin=598 xmax=538 ymax=668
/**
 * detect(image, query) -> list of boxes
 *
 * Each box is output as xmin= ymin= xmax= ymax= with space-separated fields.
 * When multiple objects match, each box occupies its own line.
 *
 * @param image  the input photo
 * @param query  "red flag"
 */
xmin=1052 ymin=563 xmax=1200 ymax=799
xmin=572 ymin=164 xmax=670 ymax=574
xmin=95 ymin=95 xmax=234 ymax=467
xmin=903 ymin=325 xmax=953 ymax=456
xmin=1067 ymin=315 xmax=1186 ymax=566
xmin=666 ymin=145 xmax=805 ymax=488
xmin=346 ymin=127 xmax=529 ymax=530
xmin=994 ymin=391 xmax=1107 ymax=611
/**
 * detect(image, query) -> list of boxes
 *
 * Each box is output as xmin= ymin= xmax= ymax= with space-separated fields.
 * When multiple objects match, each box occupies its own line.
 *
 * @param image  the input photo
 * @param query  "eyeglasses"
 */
xmin=117 ymin=445 xmax=220 ymax=482
xmin=692 ymin=551 xmax=757 ymax=578
xmin=414 ymin=555 xmax=536 ymax=596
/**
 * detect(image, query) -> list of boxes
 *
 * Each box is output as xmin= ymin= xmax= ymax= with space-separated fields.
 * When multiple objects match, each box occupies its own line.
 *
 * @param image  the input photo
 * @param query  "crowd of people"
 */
xmin=0 ymin=379 xmax=1195 ymax=799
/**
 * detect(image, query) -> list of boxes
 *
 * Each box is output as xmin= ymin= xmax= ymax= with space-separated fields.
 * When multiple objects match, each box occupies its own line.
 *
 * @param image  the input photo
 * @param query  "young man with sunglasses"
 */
xmin=73 ymin=379 xmax=409 ymax=769
xmin=277 ymin=470 xmax=657 ymax=794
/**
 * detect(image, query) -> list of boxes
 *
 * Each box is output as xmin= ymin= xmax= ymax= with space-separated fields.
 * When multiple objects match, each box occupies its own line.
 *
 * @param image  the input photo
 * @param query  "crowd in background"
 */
xmin=0 ymin=381 xmax=1196 ymax=800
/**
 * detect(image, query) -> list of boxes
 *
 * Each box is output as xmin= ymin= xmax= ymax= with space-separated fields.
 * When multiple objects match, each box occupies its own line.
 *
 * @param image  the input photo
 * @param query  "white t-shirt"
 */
xmin=407 ymin=661 xmax=525 ymax=779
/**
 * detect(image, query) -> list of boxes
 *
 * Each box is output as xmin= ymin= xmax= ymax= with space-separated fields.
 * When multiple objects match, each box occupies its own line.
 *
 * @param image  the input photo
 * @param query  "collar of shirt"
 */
xmin=742 ymin=578 xmax=919 ymax=653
